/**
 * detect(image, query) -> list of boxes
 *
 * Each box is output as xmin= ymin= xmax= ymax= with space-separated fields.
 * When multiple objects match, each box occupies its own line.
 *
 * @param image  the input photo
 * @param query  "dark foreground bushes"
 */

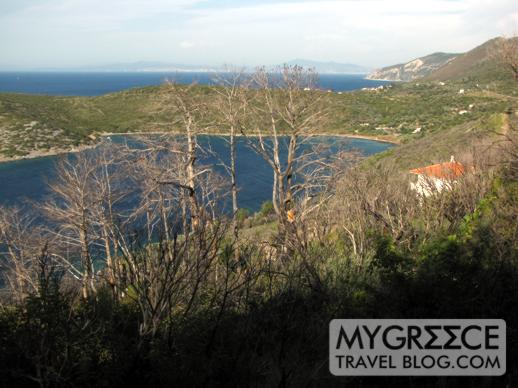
xmin=1 ymin=222 xmax=517 ymax=388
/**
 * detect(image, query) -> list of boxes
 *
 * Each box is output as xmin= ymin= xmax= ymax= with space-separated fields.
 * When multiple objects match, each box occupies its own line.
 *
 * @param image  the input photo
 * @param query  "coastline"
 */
xmin=364 ymin=77 xmax=402 ymax=82
xmin=0 ymin=143 xmax=98 ymax=164
xmin=0 ymin=131 xmax=398 ymax=164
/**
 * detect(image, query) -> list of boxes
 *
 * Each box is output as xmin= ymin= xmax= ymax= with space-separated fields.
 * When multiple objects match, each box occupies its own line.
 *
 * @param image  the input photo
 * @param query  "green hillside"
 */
xmin=0 ymin=77 xmax=514 ymax=159
xmin=425 ymin=37 xmax=516 ymax=89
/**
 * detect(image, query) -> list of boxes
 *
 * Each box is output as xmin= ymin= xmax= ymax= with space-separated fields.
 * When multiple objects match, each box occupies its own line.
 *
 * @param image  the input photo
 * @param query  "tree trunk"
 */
xmin=79 ymin=224 xmax=94 ymax=299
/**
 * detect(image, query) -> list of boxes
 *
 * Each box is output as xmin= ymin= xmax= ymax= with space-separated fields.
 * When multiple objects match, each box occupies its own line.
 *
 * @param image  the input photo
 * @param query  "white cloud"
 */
xmin=0 ymin=0 xmax=516 ymax=69
xmin=180 ymin=41 xmax=195 ymax=48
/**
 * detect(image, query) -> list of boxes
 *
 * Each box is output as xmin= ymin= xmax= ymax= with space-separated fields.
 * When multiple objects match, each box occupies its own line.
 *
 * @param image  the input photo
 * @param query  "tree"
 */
xmin=89 ymin=141 xmax=130 ymax=298
xmin=0 ymin=206 xmax=42 ymax=301
xmin=110 ymin=136 xmax=230 ymax=339
xmin=42 ymin=155 xmax=99 ymax=299
xmin=212 ymin=68 xmax=251 ymax=245
xmin=242 ymin=65 xmax=328 ymax=234
xmin=163 ymin=82 xmax=206 ymax=234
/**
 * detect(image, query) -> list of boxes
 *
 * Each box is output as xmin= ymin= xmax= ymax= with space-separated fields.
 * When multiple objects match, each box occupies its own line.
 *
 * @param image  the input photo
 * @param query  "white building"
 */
xmin=409 ymin=156 xmax=465 ymax=197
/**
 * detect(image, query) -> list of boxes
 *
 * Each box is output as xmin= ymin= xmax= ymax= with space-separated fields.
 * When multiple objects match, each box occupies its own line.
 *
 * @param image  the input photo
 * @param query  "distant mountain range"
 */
xmin=366 ymin=53 xmax=459 ymax=81
xmin=36 ymin=59 xmax=371 ymax=74
xmin=284 ymin=59 xmax=371 ymax=74
xmin=59 ymin=61 xmax=222 ymax=73
xmin=26 ymin=37 xmax=515 ymax=81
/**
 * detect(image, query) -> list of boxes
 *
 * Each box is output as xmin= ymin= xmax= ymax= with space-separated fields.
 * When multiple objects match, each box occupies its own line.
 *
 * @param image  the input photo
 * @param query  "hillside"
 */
xmin=1 ymin=80 xmax=513 ymax=160
xmin=366 ymin=52 xmax=459 ymax=81
xmin=425 ymin=37 xmax=514 ymax=83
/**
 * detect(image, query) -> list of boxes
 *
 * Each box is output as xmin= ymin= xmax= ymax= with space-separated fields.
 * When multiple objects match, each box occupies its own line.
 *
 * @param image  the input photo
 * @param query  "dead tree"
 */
xmin=42 ymin=155 xmax=98 ymax=299
xmin=242 ymin=65 xmax=328 ymax=237
xmin=89 ymin=142 xmax=131 ymax=298
xmin=0 ymin=206 xmax=42 ymax=301
xmin=113 ymin=139 xmax=230 ymax=339
xmin=163 ymin=82 xmax=206 ymax=233
xmin=212 ymin=68 xmax=251 ymax=244
xmin=130 ymin=137 xmax=191 ymax=256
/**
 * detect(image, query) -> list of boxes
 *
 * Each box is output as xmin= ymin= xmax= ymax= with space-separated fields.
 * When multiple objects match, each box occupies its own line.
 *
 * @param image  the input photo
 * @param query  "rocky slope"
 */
xmin=366 ymin=52 xmax=459 ymax=81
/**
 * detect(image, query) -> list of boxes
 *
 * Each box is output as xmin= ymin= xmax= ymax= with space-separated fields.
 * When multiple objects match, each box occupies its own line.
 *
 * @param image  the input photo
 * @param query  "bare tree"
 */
xmin=130 ymin=137 xmax=193 ymax=257
xmin=212 ymin=68 xmax=251 ymax=244
xmin=112 ymin=138 xmax=230 ymax=339
xmin=163 ymin=82 xmax=207 ymax=233
xmin=242 ymin=65 xmax=328 ymax=234
xmin=0 ymin=206 xmax=43 ymax=301
xmin=42 ymin=155 xmax=99 ymax=299
xmin=89 ymin=142 xmax=131 ymax=298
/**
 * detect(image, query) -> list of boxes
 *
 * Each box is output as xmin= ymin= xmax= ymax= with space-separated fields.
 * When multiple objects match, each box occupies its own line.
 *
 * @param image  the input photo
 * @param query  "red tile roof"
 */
xmin=409 ymin=161 xmax=465 ymax=179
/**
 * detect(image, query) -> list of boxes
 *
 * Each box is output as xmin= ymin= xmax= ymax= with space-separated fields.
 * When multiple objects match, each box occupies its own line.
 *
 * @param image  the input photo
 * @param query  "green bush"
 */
xmin=259 ymin=201 xmax=274 ymax=218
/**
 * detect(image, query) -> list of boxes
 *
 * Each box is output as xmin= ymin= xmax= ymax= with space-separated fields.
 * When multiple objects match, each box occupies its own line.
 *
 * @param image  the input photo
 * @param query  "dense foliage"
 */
xmin=0 ymin=180 xmax=517 ymax=387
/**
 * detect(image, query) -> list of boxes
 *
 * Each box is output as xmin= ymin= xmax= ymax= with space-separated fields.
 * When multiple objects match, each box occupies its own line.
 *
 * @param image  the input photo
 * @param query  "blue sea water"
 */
xmin=0 ymin=72 xmax=389 ymax=96
xmin=0 ymin=135 xmax=392 ymax=212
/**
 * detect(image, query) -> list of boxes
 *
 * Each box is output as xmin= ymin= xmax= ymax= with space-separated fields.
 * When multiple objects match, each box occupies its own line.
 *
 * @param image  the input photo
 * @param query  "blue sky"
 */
xmin=0 ymin=0 xmax=516 ymax=70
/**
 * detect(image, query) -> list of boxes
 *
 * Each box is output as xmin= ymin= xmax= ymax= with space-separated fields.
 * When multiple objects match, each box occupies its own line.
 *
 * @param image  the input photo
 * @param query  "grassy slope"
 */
xmin=0 ymin=76 xmax=514 ymax=159
xmin=424 ymin=37 xmax=518 ymax=96
xmin=365 ymin=111 xmax=514 ymax=172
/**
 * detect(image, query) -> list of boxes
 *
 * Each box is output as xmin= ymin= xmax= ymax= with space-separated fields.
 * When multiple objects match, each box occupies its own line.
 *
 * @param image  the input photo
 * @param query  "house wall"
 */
xmin=410 ymin=175 xmax=453 ymax=197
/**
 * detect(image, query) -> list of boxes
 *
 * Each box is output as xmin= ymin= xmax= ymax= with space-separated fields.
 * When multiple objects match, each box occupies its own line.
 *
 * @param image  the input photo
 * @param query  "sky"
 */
xmin=0 ymin=0 xmax=517 ymax=70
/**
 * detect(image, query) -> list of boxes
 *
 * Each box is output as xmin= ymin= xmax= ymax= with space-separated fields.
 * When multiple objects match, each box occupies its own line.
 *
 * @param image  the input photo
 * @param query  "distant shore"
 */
xmin=0 ymin=144 xmax=98 ymax=164
xmin=0 ymin=131 xmax=398 ymax=164
xmin=102 ymin=130 xmax=399 ymax=144
xmin=363 ymin=77 xmax=402 ymax=82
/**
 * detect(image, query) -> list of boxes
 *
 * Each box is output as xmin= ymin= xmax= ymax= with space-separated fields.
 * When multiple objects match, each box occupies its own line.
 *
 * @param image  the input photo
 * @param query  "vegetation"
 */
xmin=0 ymin=44 xmax=517 ymax=386
xmin=1 ymin=117 xmax=517 ymax=386
xmin=0 ymin=72 xmax=515 ymax=159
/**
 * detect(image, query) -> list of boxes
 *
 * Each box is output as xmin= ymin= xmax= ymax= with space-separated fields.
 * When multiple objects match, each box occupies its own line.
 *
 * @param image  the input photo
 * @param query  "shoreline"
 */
xmin=364 ymin=77 xmax=402 ymax=82
xmin=0 ymin=131 xmax=398 ymax=164
xmin=0 ymin=143 xmax=98 ymax=164
xmin=101 ymin=130 xmax=400 ymax=144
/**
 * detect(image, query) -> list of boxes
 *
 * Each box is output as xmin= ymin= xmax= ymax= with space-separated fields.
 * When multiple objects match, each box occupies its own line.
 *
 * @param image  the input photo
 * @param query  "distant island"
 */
xmin=23 ymin=59 xmax=371 ymax=75
xmin=284 ymin=59 xmax=371 ymax=74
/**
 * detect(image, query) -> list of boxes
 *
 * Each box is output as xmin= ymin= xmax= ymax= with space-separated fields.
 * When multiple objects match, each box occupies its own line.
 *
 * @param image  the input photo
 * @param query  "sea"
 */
xmin=0 ymin=72 xmax=393 ymax=212
xmin=0 ymin=71 xmax=388 ymax=95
